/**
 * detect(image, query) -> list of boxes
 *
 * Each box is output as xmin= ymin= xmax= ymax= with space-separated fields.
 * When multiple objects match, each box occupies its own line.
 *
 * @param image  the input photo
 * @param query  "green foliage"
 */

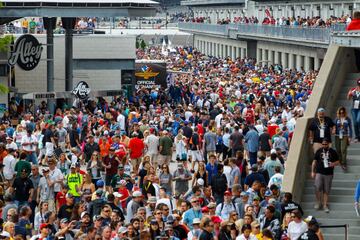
xmin=136 ymin=39 xmax=140 ymax=49
xmin=0 ymin=35 xmax=14 ymax=52
xmin=140 ymin=39 xmax=146 ymax=50
xmin=0 ymin=84 xmax=9 ymax=94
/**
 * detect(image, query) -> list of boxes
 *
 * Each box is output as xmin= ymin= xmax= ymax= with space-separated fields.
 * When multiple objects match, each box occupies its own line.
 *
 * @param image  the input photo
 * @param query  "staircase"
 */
xmin=301 ymin=73 xmax=360 ymax=240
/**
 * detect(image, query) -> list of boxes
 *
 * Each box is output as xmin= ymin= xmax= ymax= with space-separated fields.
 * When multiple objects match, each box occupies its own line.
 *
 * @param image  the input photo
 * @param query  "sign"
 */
xmin=8 ymin=34 xmax=43 ymax=71
xmin=135 ymin=61 xmax=167 ymax=90
xmin=34 ymin=93 xmax=56 ymax=99
xmin=72 ymin=81 xmax=90 ymax=99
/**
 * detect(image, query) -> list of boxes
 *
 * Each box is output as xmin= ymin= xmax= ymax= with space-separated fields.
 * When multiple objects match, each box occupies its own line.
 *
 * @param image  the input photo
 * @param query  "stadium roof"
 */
xmin=0 ymin=0 xmax=158 ymax=18
xmin=181 ymin=0 xmax=245 ymax=6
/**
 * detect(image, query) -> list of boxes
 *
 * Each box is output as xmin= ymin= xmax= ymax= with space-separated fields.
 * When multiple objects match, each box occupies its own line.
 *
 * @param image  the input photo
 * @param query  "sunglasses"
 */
xmin=163 ymin=208 xmax=169 ymax=211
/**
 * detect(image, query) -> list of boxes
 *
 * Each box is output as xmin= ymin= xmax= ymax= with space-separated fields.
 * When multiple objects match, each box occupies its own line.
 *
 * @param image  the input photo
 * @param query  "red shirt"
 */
xmin=56 ymin=192 xmax=66 ymax=209
xmin=128 ymin=137 xmax=144 ymax=159
xmin=347 ymin=19 xmax=360 ymax=31
xmin=268 ymin=124 xmax=279 ymax=138
xmin=118 ymin=187 xmax=130 ymax=209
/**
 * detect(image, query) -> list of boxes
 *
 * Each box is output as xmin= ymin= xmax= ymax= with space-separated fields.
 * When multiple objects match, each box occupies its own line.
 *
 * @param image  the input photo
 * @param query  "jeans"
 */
xmin=249 ymin=152 xmax=258 ymax=166
xmin=351 ymin=109 xmax=360 ymax=139
xmin=213 ymin=193 xmax=224 ymax=205
xmin=334 ymin=136 xmax=349 ymax=166
xmin=26 ymin=152 xmax=38 ymax=165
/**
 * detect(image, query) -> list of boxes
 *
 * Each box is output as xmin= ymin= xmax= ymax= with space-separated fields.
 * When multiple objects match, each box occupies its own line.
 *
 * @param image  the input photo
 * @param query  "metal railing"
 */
xmin=178 ymin=22 xmax=348 ymax=44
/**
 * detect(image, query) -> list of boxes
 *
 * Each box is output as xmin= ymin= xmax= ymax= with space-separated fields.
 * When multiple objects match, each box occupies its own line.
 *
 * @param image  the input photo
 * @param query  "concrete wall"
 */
xmin=192 ymin=0 xmax=357 ymax=23
xmin=194 ymin=34 xmax=248 ymax=59
xmin=13 ymin=34 xmax=136 ymax=94
xmin=282 ymin=45 xmax=357 ymax=202
xmin=191 ymin=33 xmax=324 ymax=70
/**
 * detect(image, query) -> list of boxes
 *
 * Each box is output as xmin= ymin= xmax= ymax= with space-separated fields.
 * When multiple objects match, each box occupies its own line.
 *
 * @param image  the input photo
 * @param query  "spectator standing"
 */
xmin=245 ymin=125 xmax=259 ymax=166
xmin=334 ymin=106 xmax=352 ymax=170
xmin=346 ymin=11 xmax=360 ymax=31
xmin=311 ymin=138 xmax=340 ymax=212
xmin=158 ymin=130 xmax=173 ymax=167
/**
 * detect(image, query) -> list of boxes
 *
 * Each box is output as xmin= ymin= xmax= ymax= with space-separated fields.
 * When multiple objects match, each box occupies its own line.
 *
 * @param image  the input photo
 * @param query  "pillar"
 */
xmin=62 ymin=18 xmax=77 ymax=99
xmin=289 ymin=53 xmax=295 ymax=69
xmin=264 ymin=49 xmax=269 ymax=67
xmin=238 ymin=47 xmax=242 ymax=59
xmin=296 ymin=55 xmax=302 ymax=71
xmin=304 ymin=56 xmax=310 ymax=71
xmin=241 ymin=48 xmax=246 ymax=59
xmin=269 ymin=50 xmax=274 ymax=65
xmin=261 ymin=48 xmax=267 ymax=66
xmin=43 ymin=17 xmax=57 ymax=114
xmin=314 ymin=57 xmax=320 ymax=70
xmin=257 ymin=48 xmax=261 ymax=63
xmin=232 ymin=46 xmax=236 ymax=60
xmin=281 ymin=52 xmax=287 ymax=68
xmin=274 ymin=51 xmax=279 ymax=65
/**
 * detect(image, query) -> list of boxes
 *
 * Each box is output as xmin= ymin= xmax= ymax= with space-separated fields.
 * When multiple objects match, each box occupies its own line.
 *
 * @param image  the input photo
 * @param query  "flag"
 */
xmin=265 ymin=9 xmax=271 ymax=18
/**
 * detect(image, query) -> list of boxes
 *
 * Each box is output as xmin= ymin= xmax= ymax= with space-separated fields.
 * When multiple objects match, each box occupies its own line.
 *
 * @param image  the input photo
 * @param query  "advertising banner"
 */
xmin=135 ymin=60 xmax=167 ymax=90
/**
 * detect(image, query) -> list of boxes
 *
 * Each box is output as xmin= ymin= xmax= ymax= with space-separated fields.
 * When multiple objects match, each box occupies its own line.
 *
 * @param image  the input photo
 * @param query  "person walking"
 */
xmin=348 ymin=79 xmax=360 ymax=142
xmin=334 ymin=106 xmax=352 ymax=170
xmin=311 ymin=138 xmax=340 ymax=212
xmin=309 ymin=108 xmax=335 ymax=153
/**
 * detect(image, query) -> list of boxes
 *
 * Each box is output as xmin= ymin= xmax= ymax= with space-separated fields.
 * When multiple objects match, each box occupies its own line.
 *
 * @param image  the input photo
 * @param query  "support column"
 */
xmin=296 ymin=55 xmax=302 ymax=71
xmin=238 ymin=47 xmax=242 ymax=59
xmin=232 ymin=46 xmax=236 ymax=60
xmin=281 ymin=52 xmax=287 ymax=68
xmin=314 ymin=57 xmax=320 ymax=70
xmin=269 ymin=50 xmax=274 ymax=65
xmin=261 ymin=48 xmax=267 ymax=67
xmin=264 ymin=49 xmax=269 ymax=67
xmin=62 ymin=17 xmax=76 ymax=104
xmin=304 ymin=56 xmax=310 ymax=71
xmin=241 ymin=48 xmax=246 ymax=59
xmin=274 ymin=51 xmax=279 ymax=65
xmin=257 ymin=48 xmax=261 ymax=63
xmin=289 ymin=53 xmax=294 ymax=69
xmin=43 ymin=17 xmax=57 ymax=114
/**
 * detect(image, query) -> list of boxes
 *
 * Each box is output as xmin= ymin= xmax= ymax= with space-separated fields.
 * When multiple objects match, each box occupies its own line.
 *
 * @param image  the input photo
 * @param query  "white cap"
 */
xmin=104 ymin=130 xmax=109 ymax=135
xmin=197 ymin=178 xmax=204 ymax=186
xmin=270 ymin=149 xmax=277 ymax=154
xmin=132 ymin=191 xmax=142 ymax=197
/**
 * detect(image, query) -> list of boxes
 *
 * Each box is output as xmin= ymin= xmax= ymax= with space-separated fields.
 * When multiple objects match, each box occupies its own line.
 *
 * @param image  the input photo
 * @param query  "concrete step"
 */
xmin=303 ymin=210 xmax=357 ymax=219
xmin=302 ymin=194 xmax=354 ymax=202
xmin=322 ymin=234 xmax=358 ymax=240
xmin=332 ymin=172 xmax=360 ymax=180
xmin=306 ymin=179 xmax=357 ymax=188
xmin=315 ymin=218 xmax=360 ymax=226
xmin=322 ymin=226 xmax=360 ymax=235
xmin=334 ymin=165 xmax=360 ymax=173
xmin=302 ymin=202 xmax=357 ymax=211
xmin=304 ymin=186 xmax=354 ymax=195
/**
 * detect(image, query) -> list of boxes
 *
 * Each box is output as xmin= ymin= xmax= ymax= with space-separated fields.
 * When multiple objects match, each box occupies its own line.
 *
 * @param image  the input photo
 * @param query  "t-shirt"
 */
xmin=159 ymin=136 xmax=173 ymax=155
xmin=259 ymin=132 xmax=271 ymax=151
xmin=14 ymin=160 xmax=31 ymax=177
xmin=57 ymin=204 xmax=73 ymax=220
xmin=299 ymin=229 xmax=320 ymax=240
xmin=308 ymin=117 xmax=335 ymax=143
xmin=66 ymin=173 xmax=82 ymax=196
xmin=287 ymin=221 xmax=308 ymax=240
xmin=314 ymin=147 xmax=339 ymax=175
xmin=230 ymin=131 xmax=243 ymax=150
xmin=190 ymin=133 xmax=200 ymax=150
xmin=128 ymin=138 xmax=144 ymax=159
xmin=38 ymin=177 xmax=52 ymax=201
xmin=12 ymin=177 xmax=34 ymax=201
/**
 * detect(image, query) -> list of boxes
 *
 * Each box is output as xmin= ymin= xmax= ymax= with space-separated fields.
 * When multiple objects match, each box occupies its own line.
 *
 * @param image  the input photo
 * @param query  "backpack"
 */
xmin=220 ymin=199 xmax=237 ymax=212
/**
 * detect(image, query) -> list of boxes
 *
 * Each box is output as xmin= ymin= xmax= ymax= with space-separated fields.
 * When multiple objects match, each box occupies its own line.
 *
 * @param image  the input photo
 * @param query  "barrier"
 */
xmin=320 ymin=224 xmax=349 ymax=240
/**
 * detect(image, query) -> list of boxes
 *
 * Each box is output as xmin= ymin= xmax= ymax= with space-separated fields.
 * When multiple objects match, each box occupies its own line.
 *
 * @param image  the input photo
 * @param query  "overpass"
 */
xmin=179 ymin=22 xmax=348 ymax=70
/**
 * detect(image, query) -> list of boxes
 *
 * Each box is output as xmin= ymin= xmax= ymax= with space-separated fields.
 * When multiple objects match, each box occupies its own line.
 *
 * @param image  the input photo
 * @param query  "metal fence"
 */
xmin=178 ymin=22 xmax=347 ymax=44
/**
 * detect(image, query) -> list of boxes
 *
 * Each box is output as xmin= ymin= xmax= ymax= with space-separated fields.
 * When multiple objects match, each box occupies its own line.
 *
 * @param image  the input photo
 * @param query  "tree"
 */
xmin=140 ymin=39 xmax=146 ymax=50
xmin=0 ymin=0 xmax=11 ymax=95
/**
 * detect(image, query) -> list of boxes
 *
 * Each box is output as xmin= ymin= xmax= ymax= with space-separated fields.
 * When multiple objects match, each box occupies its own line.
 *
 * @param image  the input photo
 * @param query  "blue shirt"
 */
xmin=183 ymin=208 xmax=202 ymax=230
xmin=245 ymin=129 xmax=259 ymax=153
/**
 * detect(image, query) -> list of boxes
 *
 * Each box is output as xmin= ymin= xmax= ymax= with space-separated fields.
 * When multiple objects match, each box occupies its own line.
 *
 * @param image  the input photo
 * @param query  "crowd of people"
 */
xmin=0 ymin=39 xmax=332 ymax=240
xmin=180 ymin=15 xmax=350 ymax=28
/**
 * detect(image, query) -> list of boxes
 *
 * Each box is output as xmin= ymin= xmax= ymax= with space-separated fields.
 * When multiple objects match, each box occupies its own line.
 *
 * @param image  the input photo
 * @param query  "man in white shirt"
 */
xmin=21 ymin=129 xmax=38 ymax=164
xmin=48 ymin=158 xmax=63 ymax=211
xmin=144 ymin=128 xmax=159 ymax=167
xmin=5 ymin=137 xmax=18 ymax=151
xmin=215 ymin=191 xmax=237 ymax=219
xmin=117 ymin=110 xmax=126 ymax=131
xmin=3 ymin=149 xmax=17 ymax=181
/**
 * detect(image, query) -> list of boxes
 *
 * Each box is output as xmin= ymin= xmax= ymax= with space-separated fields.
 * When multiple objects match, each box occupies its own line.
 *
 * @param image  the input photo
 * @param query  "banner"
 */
xmin=135 ymin=60 xmax=167 ymax=90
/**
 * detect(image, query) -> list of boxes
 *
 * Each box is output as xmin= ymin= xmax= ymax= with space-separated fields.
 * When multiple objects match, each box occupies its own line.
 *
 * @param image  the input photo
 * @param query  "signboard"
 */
xmin=8 ymin=34 xmax=43 ymax=71
xmin=72 ymin=81 xmax=91 ymax=99
xmin=135 ymin=61 xmax=167 ymax=90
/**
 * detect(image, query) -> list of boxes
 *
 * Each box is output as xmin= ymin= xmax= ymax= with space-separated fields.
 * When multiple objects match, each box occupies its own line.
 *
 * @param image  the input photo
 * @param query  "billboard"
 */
xmin=135 ymin=60 xmax=167 ymax=90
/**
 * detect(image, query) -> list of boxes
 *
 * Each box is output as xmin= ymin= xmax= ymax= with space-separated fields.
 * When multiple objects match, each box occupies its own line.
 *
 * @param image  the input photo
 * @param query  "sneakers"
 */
xmin=324 ymin=206 xmax=330 ymax=213
xmin=314 ymin=203 xmax=320 ymax=210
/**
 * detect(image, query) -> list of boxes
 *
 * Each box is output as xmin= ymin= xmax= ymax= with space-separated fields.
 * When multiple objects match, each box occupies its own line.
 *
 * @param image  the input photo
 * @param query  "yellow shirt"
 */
xmin=22 ymin=19 xmax=29 ymax=28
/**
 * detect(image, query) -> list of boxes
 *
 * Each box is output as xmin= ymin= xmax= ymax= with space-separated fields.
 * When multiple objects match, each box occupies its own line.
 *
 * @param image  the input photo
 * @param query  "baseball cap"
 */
xmin=118 ymin=164 xmax=124 ymax=170
xmin=60 ymin=218 xmax=69 ymax=224
xmin=70 ymin=163 xmax=76 ymax=168
xmin=207 ymin=202 xmax=216 ymax=209
xmin=268 ymin=198 xmax=277 ymax=205
xmin=211 ymin=216 xmax=222 ymax=223
xmin=93 ymin=215 xmax=103 ymax=221
xmin=253 ymin=195 xmax=260 ymax=201
xmin=192 ymin=218 xmax=201 ymax=225
xmin=118 ymin=226 xmax=128 ymax=234
xmin=80 ymin=212 xmax=89 ymax=218
xmin=132 ymin=191 xmax=142 ymax=197
xmin=270 ymin=149 xmax=277 ymax=154
xmin=240 ymin=192 xmax=249 ymax=197
xmin=197 ymin=178 xmax=204 ymax=186
xmin=104 ymin=130 xmax=109 ymax=135
xmin=40 ymin=223 xmax=49 ymax=230
xmin=148 ymin=196 xmax=157 ymax=203
xmin=264 ymin=190 xmax=272 ymax=197
xmin=317 ymin=107 xmax=325 ymax=113
xmin=65 ymin=193 xmax=73 ymax=198
xmin=224 ymin=190 xmax=231 ymax=196
xmin=96 ymin=179 xmax=104 ymax=187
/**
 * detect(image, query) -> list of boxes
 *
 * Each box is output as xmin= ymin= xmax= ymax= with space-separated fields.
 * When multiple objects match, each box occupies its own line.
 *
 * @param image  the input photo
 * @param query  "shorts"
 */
xmin=130 ymin=158 xmax=142 ymax=168
xmin=105 ymin=175 xmax=113 ymax=186
xmin=158 ymin=154 xmax=172 ymax=166
xmin=45 ymin=142 xmax=54 ymax=156
xmin=314 ymin=173 xmax=333 ymax=194
xmin=190 ymin=150 xmax=203 ymax=162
